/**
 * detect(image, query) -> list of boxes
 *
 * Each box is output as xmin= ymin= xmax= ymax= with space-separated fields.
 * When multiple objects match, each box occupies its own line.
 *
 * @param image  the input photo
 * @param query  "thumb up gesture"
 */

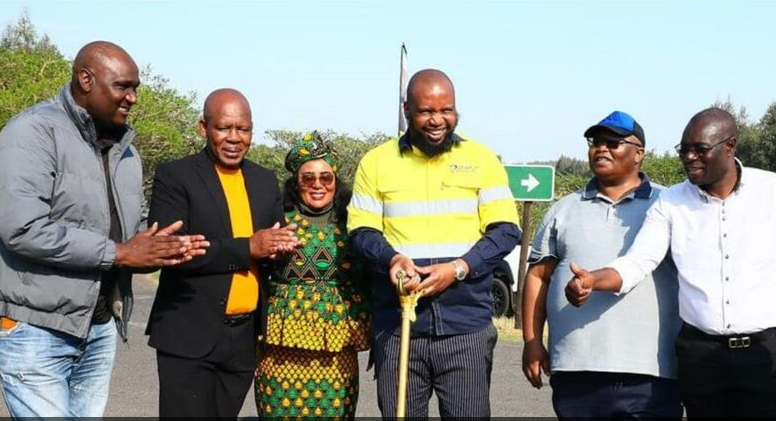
xmin=565 ymin=262 xmax=594 ymax=307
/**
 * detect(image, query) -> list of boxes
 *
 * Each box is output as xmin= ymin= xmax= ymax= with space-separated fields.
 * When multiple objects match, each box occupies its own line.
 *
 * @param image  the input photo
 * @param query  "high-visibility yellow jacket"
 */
xmin=349 ymin=136 xmax=518 ymax=258
xmin=348 ymin=134 xmax=520 ymax=335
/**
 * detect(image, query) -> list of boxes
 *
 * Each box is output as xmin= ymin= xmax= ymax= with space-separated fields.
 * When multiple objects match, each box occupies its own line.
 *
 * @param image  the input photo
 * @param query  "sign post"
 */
xmin=505 ymin=165 xmax=555 ymax=329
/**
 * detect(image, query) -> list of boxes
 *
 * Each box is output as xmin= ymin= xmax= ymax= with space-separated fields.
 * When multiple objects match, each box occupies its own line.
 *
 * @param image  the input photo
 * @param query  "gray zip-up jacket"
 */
xmin=0 ymin=84 xmax=141 ymax=340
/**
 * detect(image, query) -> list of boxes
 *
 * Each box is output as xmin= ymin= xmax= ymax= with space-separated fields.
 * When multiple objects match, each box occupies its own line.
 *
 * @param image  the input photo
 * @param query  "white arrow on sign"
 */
xmin=521 ymin=173 xmax=540 ymax=192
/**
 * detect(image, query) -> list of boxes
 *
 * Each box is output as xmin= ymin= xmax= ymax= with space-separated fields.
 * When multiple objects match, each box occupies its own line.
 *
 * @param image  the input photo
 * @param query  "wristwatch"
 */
xmin=452 ymin=260 xmax=467 ymax=281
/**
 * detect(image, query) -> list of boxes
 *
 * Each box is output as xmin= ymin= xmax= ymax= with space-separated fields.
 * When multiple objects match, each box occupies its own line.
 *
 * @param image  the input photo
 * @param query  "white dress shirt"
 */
xmin=609 ymin=163 xmax=776 ymax=335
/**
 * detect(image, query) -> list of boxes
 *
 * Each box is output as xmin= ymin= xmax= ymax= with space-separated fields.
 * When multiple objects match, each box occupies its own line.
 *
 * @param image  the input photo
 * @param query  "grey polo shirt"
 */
xmin=529 ymin=174 xmax=680 ymax=379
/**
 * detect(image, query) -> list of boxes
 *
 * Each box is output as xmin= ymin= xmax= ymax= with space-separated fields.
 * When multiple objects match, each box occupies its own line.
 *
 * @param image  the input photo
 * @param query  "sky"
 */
xmin=2 ymin=0 xmax=775 ymax=164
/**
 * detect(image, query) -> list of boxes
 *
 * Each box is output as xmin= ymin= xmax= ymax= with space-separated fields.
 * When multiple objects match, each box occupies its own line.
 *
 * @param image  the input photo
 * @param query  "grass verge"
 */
xmin=493 ymin=316 xmax=523 ymax=343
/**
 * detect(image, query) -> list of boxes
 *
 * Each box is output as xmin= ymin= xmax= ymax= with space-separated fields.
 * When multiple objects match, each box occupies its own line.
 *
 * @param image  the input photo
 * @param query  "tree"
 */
xmin=129 ymin=68 xmax=203 ymax=197
xmin=642 ymin=151 xmax=684 ymax=187
xmin=713 ymin=98 xmax=776 ymax=172
xmin=736 ymin=103 xmax=776 ymax=172
xmin=554 ymin=155 xmax=591 ymax=178
xmin=0 ymin=13 xmax=203 ymax=200
xmin=752 ymin=103 xmax=776 ymax=171
xmin=246 ymin=129 xmax=388 ymax=187
xmin=0 ymin=13 xmax=69 ymax=129
xmin=0 ymin=11 xmax=58 ymax=54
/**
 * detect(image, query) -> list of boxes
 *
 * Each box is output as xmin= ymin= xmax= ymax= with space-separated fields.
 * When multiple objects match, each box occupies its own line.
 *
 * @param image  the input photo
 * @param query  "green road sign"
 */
xmin=505 ymin=165 xmax=555 ymax=201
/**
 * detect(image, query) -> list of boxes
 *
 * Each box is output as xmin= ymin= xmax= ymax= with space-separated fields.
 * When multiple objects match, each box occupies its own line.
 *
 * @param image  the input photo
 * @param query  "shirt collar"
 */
xmin=398 ymin=131 xmax=464 ymax=154
xmin=694 ymin=158 xmax=744 ymax=202
xmin=582 ymin=172 xmax=653 ymax=201
xmin=733 ymin=157 xmax=744 ymax=191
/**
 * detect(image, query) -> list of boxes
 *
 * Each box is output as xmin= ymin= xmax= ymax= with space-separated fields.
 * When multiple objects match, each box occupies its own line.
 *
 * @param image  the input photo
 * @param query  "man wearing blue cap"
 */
xmin=522 ymin=111 xmax=682 ymax=418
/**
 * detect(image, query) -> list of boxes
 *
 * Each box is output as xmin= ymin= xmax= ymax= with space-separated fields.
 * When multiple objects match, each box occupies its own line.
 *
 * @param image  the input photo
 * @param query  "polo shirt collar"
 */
xmin=582 ymin=172 xmax=653 ymax=201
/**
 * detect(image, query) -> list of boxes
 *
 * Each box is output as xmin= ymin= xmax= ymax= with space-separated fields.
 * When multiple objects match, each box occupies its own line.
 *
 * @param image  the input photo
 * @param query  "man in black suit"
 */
xmin=146 ymin=88 xmax=300 ymax=418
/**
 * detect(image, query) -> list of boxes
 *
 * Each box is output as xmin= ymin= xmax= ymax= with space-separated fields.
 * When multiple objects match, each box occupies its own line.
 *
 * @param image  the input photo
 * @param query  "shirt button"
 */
xmin=723 ymin=233 xmax=727 ymax=238
xmin=727 ymin=324 xmax=731 ymax=329
xmin=722 ymin=217 xmax=726 ymax=221
xmin=726 ymin=300 xmax=730 ymax=305
xmin=725 ymin=276 xmax=730 ymax=281
xmin=725 ymin=255 xmax=729 ymax=259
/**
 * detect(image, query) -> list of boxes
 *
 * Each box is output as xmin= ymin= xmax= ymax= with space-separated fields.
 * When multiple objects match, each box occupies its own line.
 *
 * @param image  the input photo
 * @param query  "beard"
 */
xmin=407 ymin=126 xmax=455 ymax=158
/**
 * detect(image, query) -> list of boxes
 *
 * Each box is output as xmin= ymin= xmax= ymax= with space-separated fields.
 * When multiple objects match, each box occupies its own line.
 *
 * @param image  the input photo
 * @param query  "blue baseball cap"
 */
xmin=584 ymin=111 xmax=645 ymax=146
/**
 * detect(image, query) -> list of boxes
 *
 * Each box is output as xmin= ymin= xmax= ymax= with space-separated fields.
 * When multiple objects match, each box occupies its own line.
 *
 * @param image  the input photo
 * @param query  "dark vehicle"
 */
xmin=491 ymin=260 xmax=515 ymax=317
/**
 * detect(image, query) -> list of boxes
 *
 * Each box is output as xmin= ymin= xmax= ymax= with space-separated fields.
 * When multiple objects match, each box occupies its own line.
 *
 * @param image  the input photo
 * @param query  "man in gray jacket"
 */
xmin=0 ymin=41 xmax=207 ymax=418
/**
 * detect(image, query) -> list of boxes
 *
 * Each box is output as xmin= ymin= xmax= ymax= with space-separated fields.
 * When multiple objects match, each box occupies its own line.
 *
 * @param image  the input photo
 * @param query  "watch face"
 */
xmin=454 ymin=263 xmax=466 ymax=280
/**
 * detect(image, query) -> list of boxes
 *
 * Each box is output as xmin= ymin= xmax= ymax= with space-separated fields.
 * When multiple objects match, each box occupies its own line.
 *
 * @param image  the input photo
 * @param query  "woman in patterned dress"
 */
xmin=255 ymin=132 xmax=370 ymax=419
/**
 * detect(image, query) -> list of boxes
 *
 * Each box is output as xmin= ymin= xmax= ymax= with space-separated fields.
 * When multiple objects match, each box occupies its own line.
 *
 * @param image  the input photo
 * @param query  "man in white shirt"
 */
xmin=565 ymin=107 xmax=776 ymax=417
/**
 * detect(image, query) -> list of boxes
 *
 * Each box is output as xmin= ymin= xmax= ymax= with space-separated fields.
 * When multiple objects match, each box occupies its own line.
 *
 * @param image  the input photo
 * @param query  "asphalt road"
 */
xmin=1 ymin=275 xmax=555 ymax=417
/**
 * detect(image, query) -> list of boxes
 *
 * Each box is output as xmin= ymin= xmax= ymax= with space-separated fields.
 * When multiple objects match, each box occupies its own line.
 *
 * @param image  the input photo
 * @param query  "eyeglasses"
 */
xmin=674 ymin=137 xmax=732 ymax=156
xmin=299 ymin=172 xmax=335 ymax=188
xmin=586 ymin=137 xmax=643 ymax=150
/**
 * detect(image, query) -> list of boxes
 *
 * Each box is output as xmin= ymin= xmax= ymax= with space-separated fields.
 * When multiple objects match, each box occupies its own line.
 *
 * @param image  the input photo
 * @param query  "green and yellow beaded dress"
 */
xmin=255 ymin=206 xmax=370 ymax=419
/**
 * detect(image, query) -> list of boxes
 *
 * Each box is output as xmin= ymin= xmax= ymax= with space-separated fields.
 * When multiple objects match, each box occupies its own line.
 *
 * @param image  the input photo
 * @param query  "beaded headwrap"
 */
xmin=284 ymin=131 xmax=339 ymax=174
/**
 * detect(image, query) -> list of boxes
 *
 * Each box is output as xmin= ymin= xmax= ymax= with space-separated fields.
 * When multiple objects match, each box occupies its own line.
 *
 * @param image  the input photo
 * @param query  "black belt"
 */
xmin=223 ymin=312 xmax=252 ymax=326
xmin=682 ymin=323 xmax=776 ymax=349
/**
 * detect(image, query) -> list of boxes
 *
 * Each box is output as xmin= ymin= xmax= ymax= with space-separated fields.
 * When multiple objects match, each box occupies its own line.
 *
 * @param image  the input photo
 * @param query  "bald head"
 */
xmin=406 ymin=69 xmax=455 ymax=106
xmin=199 ymin=88 xmax=253 ymax=169
xmin=202 ymin=88 xmax=252 ymax=124
xmin=683 ymin=107 xmax=737 ymax=144
xmin=70 ymin=41 xmax=139 ymax=131
xmin=679 ymin=107 xmax=739 ymax=193
xmin=72 ymin=41 xmax=137 ymax=85
xmin=402 ymin=69 xmax=459 ymax=154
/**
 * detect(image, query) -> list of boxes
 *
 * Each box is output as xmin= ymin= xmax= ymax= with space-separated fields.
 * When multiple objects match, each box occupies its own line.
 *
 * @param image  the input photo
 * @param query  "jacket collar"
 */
xmin=195 ymin=148 xmax=263 ymax=234
xmin=59 ymin=83 xmax=134 ymax=150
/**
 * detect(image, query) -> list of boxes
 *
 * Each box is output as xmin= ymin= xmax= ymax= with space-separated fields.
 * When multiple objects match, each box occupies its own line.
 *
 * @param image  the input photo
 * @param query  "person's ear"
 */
xmin=77 ymin=68 xmax=94 ymax=93
xmin=634 ymin=145 xmax=645 ymax=165
xmin=198 ymin=118 xmax=207 ymax=138
xmin=726 ymin=136 xmax=737 ymax=157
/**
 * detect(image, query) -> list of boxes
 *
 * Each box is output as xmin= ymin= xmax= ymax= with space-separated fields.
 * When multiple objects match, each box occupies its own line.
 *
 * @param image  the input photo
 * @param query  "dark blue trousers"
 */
xmin=550 ymin=371 xmax=683 ymax=420
xmin=373 ymin=323 xmax=498 ymax=419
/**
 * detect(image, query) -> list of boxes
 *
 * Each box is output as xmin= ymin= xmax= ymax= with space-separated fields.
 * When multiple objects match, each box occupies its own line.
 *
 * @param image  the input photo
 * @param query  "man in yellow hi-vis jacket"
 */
xmin=347 ymin=69 xmax=521 ymax=418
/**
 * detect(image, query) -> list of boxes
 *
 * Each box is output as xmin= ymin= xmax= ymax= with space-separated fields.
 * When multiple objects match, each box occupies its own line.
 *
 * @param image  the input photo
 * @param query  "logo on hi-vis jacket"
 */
xmin=449 ymin=163 xmax=478 ymax=173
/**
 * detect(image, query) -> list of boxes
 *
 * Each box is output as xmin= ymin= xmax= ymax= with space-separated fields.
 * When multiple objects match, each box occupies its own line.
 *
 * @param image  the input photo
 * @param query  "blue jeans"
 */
xmin=0 ymin=321 xmax=117 ymax=417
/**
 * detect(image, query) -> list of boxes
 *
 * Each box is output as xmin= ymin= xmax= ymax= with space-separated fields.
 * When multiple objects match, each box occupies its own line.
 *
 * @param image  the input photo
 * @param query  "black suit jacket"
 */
xmin=145 ymin=149 xmax=284 ymax=358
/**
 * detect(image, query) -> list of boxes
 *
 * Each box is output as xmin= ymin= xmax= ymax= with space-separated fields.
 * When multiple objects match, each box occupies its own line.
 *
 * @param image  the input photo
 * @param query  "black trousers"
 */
xmin=676 ymin=323 xmax=776 ymax=418
xmin=156 ymin=314 xmax=256 ymax=418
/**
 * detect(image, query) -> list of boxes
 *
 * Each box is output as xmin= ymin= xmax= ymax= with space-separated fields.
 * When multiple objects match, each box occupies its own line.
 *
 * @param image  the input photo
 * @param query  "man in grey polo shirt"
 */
xmin=521 ymin=111 xmax=682 ymax=419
